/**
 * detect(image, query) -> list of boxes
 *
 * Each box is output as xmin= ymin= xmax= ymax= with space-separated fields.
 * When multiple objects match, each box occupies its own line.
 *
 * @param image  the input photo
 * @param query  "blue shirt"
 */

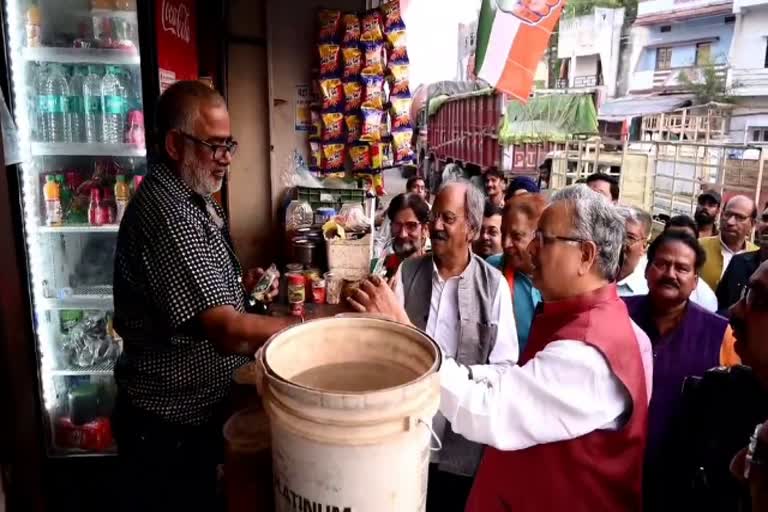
xmin=486 ymin=254 xmax=541 ymax=352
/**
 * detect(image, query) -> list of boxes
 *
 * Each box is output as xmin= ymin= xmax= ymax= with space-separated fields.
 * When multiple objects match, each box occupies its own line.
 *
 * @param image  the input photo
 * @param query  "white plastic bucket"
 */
xmin=258 ymin=316 xmax=442 ymax=512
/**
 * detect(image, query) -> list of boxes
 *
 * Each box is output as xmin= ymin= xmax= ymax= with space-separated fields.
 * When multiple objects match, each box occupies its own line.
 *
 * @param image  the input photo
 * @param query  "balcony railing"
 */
xmin=555 ymin=75 xmax=602 ymax=89
xmin=729 ymin=68 xmax=768 ymax=95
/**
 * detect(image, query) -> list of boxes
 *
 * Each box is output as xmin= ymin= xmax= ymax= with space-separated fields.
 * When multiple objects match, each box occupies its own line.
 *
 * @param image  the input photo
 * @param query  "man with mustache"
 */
xmin=623 ymin=230 xmax=729 ymax=510
xmin=112 ymin=81 xmax=296 ymax=509
xmin=472 ymin=202 xmax=503 ymax=259
xmin=382 ymin=192 xmax=430 ymax=278
xmin=700 ymin=195 xmax=758 ymax=291
xmin=695 ymin=190 xmax=722 ymax=238
xmin=352 ymin=185 xmax=651 ymax=511
xmin=484 ymin=167 xmax=506 ymax=208
xmin=717 ymin=204 xmax=768 ymax=315
xmin=352 ymin=180 xmax=517 ymax=512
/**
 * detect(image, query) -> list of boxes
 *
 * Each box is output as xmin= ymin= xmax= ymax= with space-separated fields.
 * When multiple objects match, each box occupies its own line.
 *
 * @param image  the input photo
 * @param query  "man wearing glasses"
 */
xmin=623 ymin=230 xmax=729 ymax=510
xmin=354 ymin=180 xmax=517 ymax=512
xmin=112 ymin=81 xmax=297 ymax=510
xmin=352 ymin=185 xmax=650 ymax=512
xmin=381 ymin=192 xmax=430 ymax=279
xmin=700 ymin=195 xmax=758 ymax=291
xmin=616 ymin=206 xmax=653 ymax=297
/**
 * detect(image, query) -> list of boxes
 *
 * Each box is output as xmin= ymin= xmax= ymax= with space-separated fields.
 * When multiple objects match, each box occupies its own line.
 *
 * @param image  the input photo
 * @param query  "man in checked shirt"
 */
xmin=112 ymin=81 xmax=296 ymax=510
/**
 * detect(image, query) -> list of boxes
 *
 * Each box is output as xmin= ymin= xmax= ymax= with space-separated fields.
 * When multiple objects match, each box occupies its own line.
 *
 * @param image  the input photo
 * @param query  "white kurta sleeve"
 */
xmin=468 ymin=276 xmax=519 ymax=381
xmin=439 ymin=339 xmax=631 ymax=451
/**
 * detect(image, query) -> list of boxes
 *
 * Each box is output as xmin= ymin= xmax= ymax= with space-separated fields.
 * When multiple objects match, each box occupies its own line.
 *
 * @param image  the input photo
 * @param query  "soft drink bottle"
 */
xmin=65 ymin=171 xmax=87 ymax=224
xmin=101 ymin=187 xmax=115 ymax=224
xmin=101 ymin=65 xmax=126 ymax=144
xmin=68 ymin=66 xmax=86 ymax=143
xmin=114 ymin=174 xmax=129 ymax=223
xmin=40 ymin=64 xmax=72 ymax=143
xmin=43 ymin=175 xmax=63 ymax=226
xmin=83 ymin=66 xmax=102 ymax=143
xmin=88 ymin=187 xmax=103 ymax=225
xmin=55 ymin=174 xmax=73 ymax=223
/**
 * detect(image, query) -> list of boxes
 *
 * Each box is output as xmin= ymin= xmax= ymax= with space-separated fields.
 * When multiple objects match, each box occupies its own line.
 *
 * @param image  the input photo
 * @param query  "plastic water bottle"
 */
xmin=83 ymin=65 xmax=102 ymax=143
xmin=40 ymin=64 xmax=71 ymax=142
xmin=32 ymin=63 xmax=48 ymax=142
xmin=68 ymin=65 xmax=86 ymax=143
xmin=101 ymin=65 xmax=126 ymax=144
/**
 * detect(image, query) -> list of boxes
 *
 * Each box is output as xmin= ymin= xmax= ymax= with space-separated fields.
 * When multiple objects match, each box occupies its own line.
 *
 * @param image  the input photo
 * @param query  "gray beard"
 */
xmin=180 ymin=154 xmax=225 ymax=196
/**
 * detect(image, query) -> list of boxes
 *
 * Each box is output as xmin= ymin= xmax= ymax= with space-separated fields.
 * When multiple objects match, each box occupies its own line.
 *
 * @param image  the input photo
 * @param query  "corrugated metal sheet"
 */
xmin=598 ymin=94 xmax=695 ymax=122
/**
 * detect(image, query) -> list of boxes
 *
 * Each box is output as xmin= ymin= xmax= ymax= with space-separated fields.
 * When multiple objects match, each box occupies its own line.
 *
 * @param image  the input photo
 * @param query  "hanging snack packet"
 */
xmin=370 ymin=142 xmax=383 ymax=170
xmin=321 ymin=111 xmax=344 ymax=142
xmin=372 ymin=171 xmax=386 ymax=196
xmin=343 ymin=80 xmax=363 ymax=112
xmin=345 ymin=113 xmax=362 ymax=143
xmin=341 ymin=46 xmax=363 ymax=78
xmin=319 ymin=78 xmax=344 ymax=110
xmin=309 ymin=141 xmax=324 ymax=172
xmin=362 ymin=72 xmax=385 ymax=110
xmin=390 ymin=96 xmax=411 ymax=130
xmin=380 ymin=110 xmax=391 ymax=139
xmin=380 ymin=1 xmax=405 ymax=32
xmin=360 ymin=9 xmax=384 ymax=42
xmin=318 ymin=43 xmax=341 ymax=76
xmin=387 ymin=63 xmax=410 ymax=97
xmin=341 ymin=13 xmax=361 ymax=44
xmin=385 ymin=28 xmax=407 ymax=49
xmin=310 ymin=110 xmax=322 ymax=141
xmin=389 ymin=45 xmax=409 ymax=64
xmin=392 ymin=128 xmax=414 ymax=164
xmin=349 ymin=143 xmax=372 ymax=171
xmin=360 ymin=107 xmax=383 ymax=142
xmin=362 ymin=42 xmax=385 ymax=75
xmin=317 ymin=9 xmax=342 ymax=42
xmin=323 ymin=143 xmax=345 ymax=173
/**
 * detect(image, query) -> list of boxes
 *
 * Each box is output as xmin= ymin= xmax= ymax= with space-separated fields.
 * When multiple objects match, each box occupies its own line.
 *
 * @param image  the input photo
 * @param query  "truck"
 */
xmin=411 ymin=81 xmax=568 ymax=190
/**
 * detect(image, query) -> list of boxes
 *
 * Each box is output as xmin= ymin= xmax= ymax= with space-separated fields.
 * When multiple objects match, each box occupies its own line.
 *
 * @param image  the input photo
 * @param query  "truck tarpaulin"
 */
xmin=475 ymin=0 xmax=565 ymax=101
xmin=500 ymin=94 xmax=598 ymax=144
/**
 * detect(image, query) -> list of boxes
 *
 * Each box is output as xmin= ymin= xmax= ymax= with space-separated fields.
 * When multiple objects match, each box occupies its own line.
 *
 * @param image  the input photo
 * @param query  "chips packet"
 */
xmin=392 ymin=128 xmax=414 ymax=164
xmin=361 ymin=72 xmax=385 ymax=110
xmin=380 ymin=1 xmax=405 ymax=32
xmin=319 ymin=78 xmax=344 ymax=110
xmin=387 ymin=63 xmax=410 ymax=97
xmin=343 ymin=80 xmax=363 ymax=112
xmin=309 ymin=141 xmax=324 ymax=172
xmin=360 ymin=9 xmax=384 ymax=42
xmin=390 ymin=96 xmax=411 ymax=130
xmin=388 ymin=45 xmax=409 ymax=64
xmin=360 ymin=107 xmax=383 ymax=142
xmin=318 ymin=43 xmax=341 ymax=76
xmin=345 ymin=113 xmax=362 ymax=143
xmin=386 ymin=28 xmax=407 ymax=49
xmin=309 ymin=109 xmax=322 ymax=140
xmin=341 ymin=45 xmax=363 ymax=78
xmin=348 ymin=143 xmax=372 ymax=171
xmin=341 ymin=13 xmax=360 ymax=44
xmin=362 ymin=42 xmax=385 ymax=75
xmin=321 ymin=112 xmax=344 ymax=142
xmin=322 ymin=143 xmax=345 ymax=172
xmin=317 ymin=9 xmax=342 ymax=42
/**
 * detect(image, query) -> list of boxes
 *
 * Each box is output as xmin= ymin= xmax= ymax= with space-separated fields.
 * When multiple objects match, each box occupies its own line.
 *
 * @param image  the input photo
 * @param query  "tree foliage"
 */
xmin=676 ymin=56 xmax=735 ymax=104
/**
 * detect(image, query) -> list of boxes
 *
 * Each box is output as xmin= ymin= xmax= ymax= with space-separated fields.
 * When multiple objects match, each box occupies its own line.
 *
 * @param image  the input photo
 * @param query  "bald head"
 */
xmin=155 ymin=80 xmax=227 ymax=156
xmin=721 ymin=194 xmax=757 ymax=251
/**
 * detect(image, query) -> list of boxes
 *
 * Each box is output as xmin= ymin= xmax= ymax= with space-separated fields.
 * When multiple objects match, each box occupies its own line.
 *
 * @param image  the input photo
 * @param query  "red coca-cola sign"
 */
xmin=155 ymin=0 xmax=198 ymax=89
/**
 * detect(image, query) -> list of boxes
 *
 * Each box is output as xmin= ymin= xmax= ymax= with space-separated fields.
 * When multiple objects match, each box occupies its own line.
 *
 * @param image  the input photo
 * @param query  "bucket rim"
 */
xmin=260 ymin=316 xmax=443 ymax=397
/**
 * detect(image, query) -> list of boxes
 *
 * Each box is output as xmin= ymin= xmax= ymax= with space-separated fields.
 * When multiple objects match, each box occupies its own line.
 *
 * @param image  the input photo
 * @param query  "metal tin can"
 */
xmin=312 ymin=279 xmax=327 ymax=304
xmin=287 ymin=272 xmax=306 ymax=305
xmin=286 ymin=263 xmax=303 ymax=273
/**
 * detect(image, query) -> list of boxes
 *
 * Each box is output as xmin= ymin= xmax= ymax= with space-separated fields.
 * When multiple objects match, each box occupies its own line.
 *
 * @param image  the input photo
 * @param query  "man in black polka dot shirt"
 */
xmin=112 ymin=81 xmax=296 ymax=510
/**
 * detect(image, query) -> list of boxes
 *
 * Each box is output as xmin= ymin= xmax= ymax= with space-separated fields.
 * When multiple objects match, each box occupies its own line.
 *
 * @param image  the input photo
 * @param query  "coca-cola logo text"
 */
xmin=161 ymin=0 xmax=191 ymax=44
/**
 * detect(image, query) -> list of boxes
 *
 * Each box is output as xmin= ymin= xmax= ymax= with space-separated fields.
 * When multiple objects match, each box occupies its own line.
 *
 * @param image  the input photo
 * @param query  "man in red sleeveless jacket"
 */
xmin=439 ymin=185 xmax=650 ymax=512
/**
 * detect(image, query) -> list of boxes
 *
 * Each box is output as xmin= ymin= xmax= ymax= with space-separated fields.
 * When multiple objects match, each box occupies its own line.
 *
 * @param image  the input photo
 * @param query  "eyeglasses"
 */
xmin=624 ymin=235 xmax=646 ymax=248
xmin=428 ymin=211 xmax=465 ymax=226
xmin=179 ymin=131 xmax=239 ymax=160
xmin=534 ymin=230 xmax=591 ymax=246
xmin=391 ymin=221 xmax=423 ymax=235
xmin=739 ymin=283 xmax=768 ymax=311
xmin=723 ymin=210 xmax=751 ymax=223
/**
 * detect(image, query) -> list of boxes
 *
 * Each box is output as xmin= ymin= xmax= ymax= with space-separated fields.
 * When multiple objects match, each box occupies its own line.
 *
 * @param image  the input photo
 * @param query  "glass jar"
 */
xmin=337 ymin=202 xmax=367 ymax=230
xmin=292 ymin=238 xmax=316 ymax=268
xmin=286 ymin=200 xmax=313 ymax=232
xmin=325 ymin=272 xmax=342 ymax=305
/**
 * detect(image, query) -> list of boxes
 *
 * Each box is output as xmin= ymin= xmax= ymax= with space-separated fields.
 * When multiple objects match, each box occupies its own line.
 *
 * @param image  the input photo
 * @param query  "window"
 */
xmin=725 ymin=15 xmax=736 ymax=23
xmin=752 ymin=128 xmax=768 ymax=143
xmin=660 ymin=25 xmax=672 ymax=32
xmin=696 ymin=42 xmax=711 ymax=65
xmin=656 ymin=47 xmax=673 ymax=70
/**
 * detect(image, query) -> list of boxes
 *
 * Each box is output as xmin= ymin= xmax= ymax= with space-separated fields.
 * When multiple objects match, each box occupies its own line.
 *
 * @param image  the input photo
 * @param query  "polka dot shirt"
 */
xmin=113 ymin=162 xmax=250 ymax=426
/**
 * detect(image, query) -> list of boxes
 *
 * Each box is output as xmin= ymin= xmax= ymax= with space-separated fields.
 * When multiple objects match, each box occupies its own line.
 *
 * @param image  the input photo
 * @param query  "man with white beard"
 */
xmin=112 ymin=81 xmax=296 ymax=511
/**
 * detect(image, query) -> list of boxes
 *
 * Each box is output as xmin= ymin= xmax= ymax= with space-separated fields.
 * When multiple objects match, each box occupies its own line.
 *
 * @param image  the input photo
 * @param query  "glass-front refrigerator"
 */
xmin=4 ymin=0 xmax=146 ymax=456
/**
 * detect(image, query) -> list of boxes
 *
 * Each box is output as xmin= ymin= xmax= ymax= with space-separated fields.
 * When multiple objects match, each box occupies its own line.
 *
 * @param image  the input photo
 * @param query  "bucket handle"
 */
xmin=418 ymin=418 xmax=443 ymax=452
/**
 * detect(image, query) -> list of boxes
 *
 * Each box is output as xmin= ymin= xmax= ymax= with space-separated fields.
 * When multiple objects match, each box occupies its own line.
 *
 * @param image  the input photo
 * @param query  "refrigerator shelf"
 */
xmin=39 ymin=294 xmax=113 ymax=311
xmin=31 ymin=142 xmax=146 ymax=158
xmin=88 ymin=8 xmax=138 ymax=20
xmin=51 ymin=360 xmax=114 ymax=376
xmin=38 ymin=225 xmax=120 ymax=234
xmin=22 ymin=46 xmax=140 ymax=65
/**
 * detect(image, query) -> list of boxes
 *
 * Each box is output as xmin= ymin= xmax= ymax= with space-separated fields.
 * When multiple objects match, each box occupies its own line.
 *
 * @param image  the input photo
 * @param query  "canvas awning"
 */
xmin=598 ymin=94 xmax=695 ymax=122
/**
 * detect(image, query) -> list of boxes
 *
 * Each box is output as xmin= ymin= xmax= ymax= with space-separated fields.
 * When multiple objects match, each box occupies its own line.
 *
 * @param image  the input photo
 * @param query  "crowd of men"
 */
xmin=112 ymin=82 xmax=768 ymax=511
xmin=351 ymin=170 xmax=768 ymax=511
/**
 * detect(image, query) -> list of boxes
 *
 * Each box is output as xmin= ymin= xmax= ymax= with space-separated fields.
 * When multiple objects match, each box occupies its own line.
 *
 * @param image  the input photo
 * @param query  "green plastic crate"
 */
xmin=293 ymin=186 xmax=366 ymax=212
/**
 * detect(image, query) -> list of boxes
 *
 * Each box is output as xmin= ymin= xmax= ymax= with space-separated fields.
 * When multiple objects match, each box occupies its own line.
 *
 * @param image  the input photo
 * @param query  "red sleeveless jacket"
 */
xmin=465 ymin=285 xmax=648 ymax=512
